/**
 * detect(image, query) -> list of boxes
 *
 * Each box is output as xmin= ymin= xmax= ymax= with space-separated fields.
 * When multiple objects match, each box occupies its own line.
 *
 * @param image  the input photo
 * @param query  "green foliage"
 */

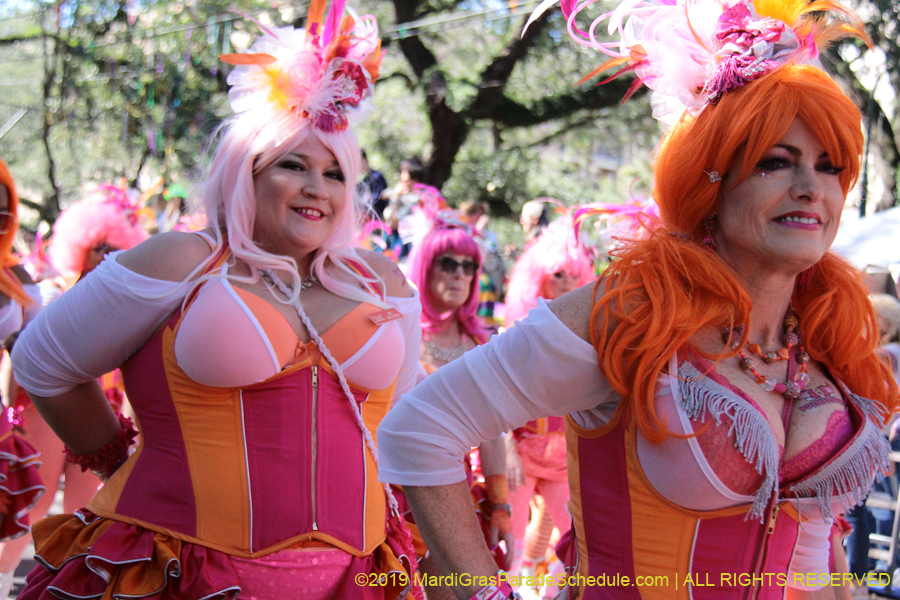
xmin=4 ymin=0 xmax=894 ymax=230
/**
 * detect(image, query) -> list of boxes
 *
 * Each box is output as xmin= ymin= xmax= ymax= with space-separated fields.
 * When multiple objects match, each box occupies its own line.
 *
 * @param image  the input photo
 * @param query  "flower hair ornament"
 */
xmin=525 ymin=0 xmax=870 ymax=128
xmin=220 ymin=0 xmax=382 ymax=133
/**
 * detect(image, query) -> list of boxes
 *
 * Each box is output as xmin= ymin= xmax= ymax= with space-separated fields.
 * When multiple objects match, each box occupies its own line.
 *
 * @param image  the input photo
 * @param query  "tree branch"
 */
xmin=18 ymin=198 xmax=43 ymax=212
xmin=39 ymin=6 xmax=62 ymax=221
xmin=488 ymin=78 xmax=644 ymax=127
xmin=466 ymin=11 xmax=553 ymax=118
xmin=0 ymin=33 xmax=44 ymax=45
xmin=377 ymin=71 xmax=416 ymax=89
xmin=517 ymin=114 xmax=605 ymax=149
xmin=823 ymin=48 xmax=898 ymax=209
xmin=391 ymin=0 xmax=438 ymax=78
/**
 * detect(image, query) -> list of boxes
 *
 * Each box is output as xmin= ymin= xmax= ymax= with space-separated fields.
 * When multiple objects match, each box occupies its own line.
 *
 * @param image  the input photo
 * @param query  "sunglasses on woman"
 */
xmin=434 ymin=256 xmax=478 ymax=276
xmin=0 ymin=211 xmax=16 ymax=235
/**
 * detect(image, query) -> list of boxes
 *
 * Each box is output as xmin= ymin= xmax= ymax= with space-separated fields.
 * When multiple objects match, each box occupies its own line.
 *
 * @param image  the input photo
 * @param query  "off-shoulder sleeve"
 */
xmin=377 ymin=299 xmax=618 ymax=486
xmin=22 ymin=283 xmax=43 ymax=326
xmin=385 ymin=290 xmax=422 ymax=405
xmin=11 ymin=254 xmax=192 ymax=396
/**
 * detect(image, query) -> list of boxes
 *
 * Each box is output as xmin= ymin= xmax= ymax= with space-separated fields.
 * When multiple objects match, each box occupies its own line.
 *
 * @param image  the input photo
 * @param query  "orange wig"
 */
xmin=0 ymin=159 xmax=34 ymax=307
xmin=590 ymin=64 xmax=899 ymax=443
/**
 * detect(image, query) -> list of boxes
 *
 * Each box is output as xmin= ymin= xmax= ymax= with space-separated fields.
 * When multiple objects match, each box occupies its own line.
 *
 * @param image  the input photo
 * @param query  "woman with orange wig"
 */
xmin=376 ymin=0 xmax=900 ymax=598
xmin=0 ymin=158 xmax=45 ymax=597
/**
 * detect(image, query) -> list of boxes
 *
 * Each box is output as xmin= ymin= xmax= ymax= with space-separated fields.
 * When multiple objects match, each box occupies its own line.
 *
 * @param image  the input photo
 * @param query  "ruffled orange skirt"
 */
xmin=0 ymin=415 xmax=44 ymax=541
xmin=20 ymin=510 xmax=416 ymax=600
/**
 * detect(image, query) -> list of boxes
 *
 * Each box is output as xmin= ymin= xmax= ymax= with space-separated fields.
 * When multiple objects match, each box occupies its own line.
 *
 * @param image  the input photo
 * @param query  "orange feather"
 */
xmin=219 ymin=53 xmax=277 ymax=66
xmin=306 ymin=0 xmax=328 ymax=35
xmin=576 ymin=56 xmax=632 ymax=86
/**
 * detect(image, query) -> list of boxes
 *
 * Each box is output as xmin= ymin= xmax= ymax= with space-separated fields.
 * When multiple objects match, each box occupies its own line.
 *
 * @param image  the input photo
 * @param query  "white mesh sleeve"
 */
xmin=377 ymin=299 xmax=618 ymax=486
xmin=22 ymin=283 xmax=43 ymax=326
xmin=11 ymin=254 xmax=191 ymax=396
xmin=385 ymin=289 xmax=423 ymax=405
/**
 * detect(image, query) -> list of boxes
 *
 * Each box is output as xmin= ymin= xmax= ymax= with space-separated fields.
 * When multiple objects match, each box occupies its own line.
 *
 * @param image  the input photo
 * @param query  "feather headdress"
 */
xmin=220 ymin=0 xmax=382 ymax=133
xmin=573 ymin=196 xmax=660 ymax=247
xmin=526 ymin=0 xmax=870 ymax=127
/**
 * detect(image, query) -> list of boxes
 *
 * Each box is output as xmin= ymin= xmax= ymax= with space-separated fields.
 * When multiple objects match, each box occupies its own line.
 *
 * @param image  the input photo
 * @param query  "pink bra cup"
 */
xmin=174 ymin=278 xmax=404 ymax=390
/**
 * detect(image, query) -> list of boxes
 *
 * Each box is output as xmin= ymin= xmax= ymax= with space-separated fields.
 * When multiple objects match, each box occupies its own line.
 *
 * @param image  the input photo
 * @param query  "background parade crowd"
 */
xmin=0 ymin=0 xmax=900 ymax=598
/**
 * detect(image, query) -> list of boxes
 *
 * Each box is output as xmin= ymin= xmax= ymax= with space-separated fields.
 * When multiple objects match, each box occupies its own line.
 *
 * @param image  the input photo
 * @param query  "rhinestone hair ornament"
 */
xmin=524 ymin=0 xmax=870 ymax=129
xmin=220 ymin=0 xmax=382 ymax=134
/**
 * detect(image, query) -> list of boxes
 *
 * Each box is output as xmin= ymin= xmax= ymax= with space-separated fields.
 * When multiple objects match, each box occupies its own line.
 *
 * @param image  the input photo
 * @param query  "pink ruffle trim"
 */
xmin=21 ymin=510 xmax=417 ymax=600
xmin=0 ymin=427 xmax=44 ymax=541
xmin=20 ymin=510 xmax=241 ymax=600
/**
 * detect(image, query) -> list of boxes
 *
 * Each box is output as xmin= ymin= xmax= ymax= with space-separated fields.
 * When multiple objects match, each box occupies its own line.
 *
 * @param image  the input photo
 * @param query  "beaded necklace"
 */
xmin=737 ymin=312 xmax=810 ymax=399
xmin=424 ymin=335 xmax=467 ymax=363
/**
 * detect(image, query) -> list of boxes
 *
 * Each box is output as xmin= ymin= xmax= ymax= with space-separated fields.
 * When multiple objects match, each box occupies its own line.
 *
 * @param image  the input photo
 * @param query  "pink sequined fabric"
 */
xmin=230 ymin=548 xmax=352 ymax=600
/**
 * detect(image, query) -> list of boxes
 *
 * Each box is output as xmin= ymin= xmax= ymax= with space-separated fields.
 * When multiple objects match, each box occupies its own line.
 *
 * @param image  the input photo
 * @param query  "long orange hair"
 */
xmin=591 ymin=64 xmax=899 ymax=443
xmin=0 ymin=159 xmax=33 ymax=307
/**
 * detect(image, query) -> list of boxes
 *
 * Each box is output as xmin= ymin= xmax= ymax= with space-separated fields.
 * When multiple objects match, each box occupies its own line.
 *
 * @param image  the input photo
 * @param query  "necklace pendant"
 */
xmin=783 ymin=381 xmax=801 ymax=399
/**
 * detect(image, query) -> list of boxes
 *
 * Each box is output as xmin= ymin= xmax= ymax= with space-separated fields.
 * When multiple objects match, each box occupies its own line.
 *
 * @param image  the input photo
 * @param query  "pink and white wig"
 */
xmin=408 ymin=222 xmax=490 ymax=342
xmin=49 ymin=185 xmax=149 ymax=277
xmin=197 ymin=109 xmax=383 ymax=307
xmin=504 ymin=216 xmax=594 ymax=327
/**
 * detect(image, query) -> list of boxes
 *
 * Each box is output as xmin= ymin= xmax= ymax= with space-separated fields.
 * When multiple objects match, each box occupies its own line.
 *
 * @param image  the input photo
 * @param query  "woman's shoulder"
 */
xmin=547 ymin=279 xmax=610 ymax=344
xmin=115 ymin=230 xmax=216 ymax=283
xmin=354 ymin=249 xmax=413 ymax=299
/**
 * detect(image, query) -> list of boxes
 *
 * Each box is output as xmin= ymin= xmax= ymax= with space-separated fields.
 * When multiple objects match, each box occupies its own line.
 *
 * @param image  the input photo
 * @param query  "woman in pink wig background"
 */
xmin=503 ymin=216 xmax=594 ymax=593
xmin=0 ymin=185 xmax=147 ymax=594
xmin=408 ymin=219 xmax=491 ymax=370
xmin=406 ymin=219 xmax=512 ymax=599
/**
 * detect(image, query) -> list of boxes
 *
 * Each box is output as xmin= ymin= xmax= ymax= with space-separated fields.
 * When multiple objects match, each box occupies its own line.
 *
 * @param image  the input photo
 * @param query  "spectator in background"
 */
xmin=505 ymin=198 xmax=553 ymax=263
xmin=383 ymin=157 xmax=427 ymax=226
xmin=519 ymin=199 xmax=551 ymax=245
xmin=873 ymin=293 xmax=900 ymax=384
xmin=844 ymin=293 xmax=900 ymax=598
xmin=384 ymin=157 xmax=429 ymax=260
xmin=360 ymin=149 xmax=388 ymax=218
xmin=157 ymin=183 xmax=188 ymax=233
xmin=460 ymin=200 xmax=506 ymax=330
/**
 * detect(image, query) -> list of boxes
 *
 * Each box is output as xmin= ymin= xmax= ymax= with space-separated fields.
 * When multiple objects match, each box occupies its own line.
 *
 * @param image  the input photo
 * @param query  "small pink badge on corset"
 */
xmin=368 ymin=307 xmax=402 ymax=325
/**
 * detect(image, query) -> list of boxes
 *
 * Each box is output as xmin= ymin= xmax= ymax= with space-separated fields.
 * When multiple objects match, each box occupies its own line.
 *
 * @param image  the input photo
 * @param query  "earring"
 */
xmin=702 ymin=216 xmax=717 ymax=249
xmin=703 ymin=170 xmax=722 ymax=183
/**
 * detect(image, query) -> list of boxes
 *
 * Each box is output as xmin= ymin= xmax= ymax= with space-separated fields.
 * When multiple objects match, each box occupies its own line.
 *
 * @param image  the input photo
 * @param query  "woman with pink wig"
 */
xmin=405 ymin=218 xmax=511 ymax=599
xmin=0 ymin=183 xmax=148 ymax=597
xmin=502 ymin=216 xmax=594 ymax=593
xmin=0 ymin=158 xmax=45 ymax=599
xmin=408 ymin=218 xmax=491 ymax=372
xmin=503 ymin=216 xmax=595 ymax=328
xmin=10 ymin=2 xmax=424 ymax=599
xmin=48 ymin=185 xmax=149 ymax=282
